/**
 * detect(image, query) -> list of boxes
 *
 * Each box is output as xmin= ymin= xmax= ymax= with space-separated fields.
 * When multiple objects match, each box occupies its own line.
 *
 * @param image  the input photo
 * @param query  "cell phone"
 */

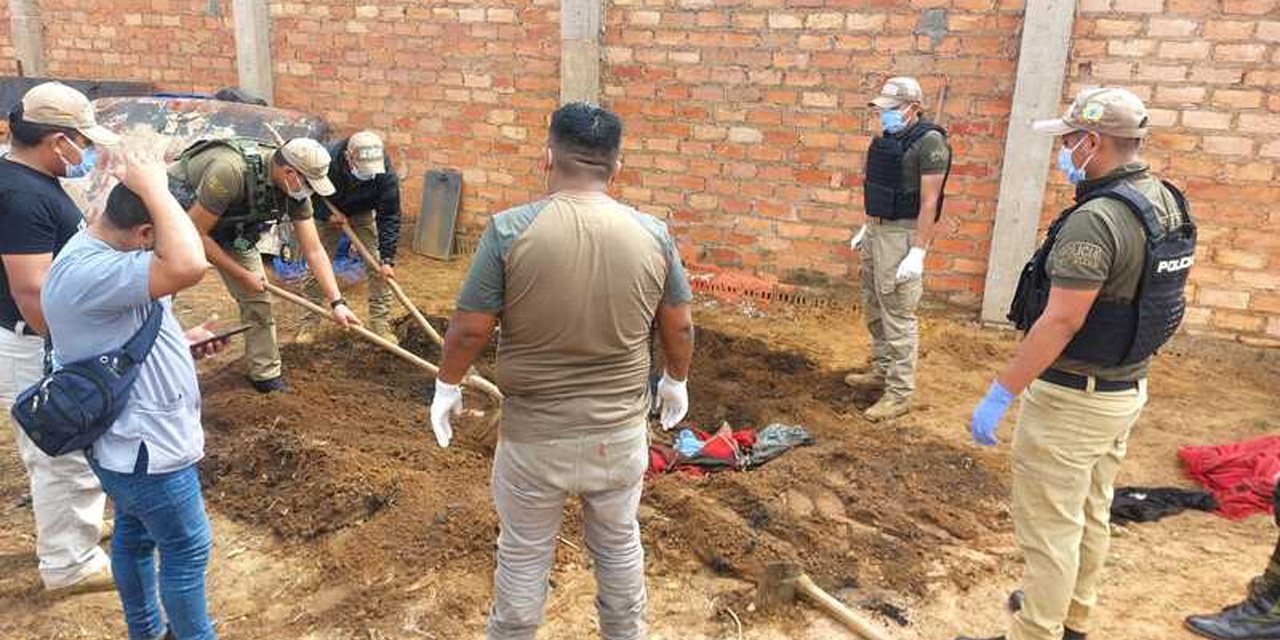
xmin=189 ymin=323 xmax=252 ymax=351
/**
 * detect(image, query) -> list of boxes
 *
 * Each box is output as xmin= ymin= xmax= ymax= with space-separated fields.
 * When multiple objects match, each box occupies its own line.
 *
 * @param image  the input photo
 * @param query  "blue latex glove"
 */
xmin=971 ymin=381 xmax=1016 ymax=446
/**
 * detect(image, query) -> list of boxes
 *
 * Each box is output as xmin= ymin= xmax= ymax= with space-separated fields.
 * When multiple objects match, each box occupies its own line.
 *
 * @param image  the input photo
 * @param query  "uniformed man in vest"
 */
xmin=297 ymin=130 xmax=402 ymax=344
xmin=168 ymin=137 xmax=361 ymax=393
xmin=845 ymin=76 xmax=951 ymax=422
xmin=957 ymin=87 xmax=1196 ymax=640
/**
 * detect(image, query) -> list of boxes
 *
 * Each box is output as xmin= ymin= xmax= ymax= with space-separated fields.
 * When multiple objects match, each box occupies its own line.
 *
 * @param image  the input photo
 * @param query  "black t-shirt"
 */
xmin=0 ymin=157 xmax=85 ymax=331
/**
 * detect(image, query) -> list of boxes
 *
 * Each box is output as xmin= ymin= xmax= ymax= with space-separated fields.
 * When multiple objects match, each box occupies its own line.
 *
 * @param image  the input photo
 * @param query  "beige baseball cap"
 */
xmin=869 ymin=77 xmax=924 ymax=110
xmin=1033 ymin=87 xmax=1150 ymax=139
xmin=347 ymin=130 xmax=386 ymax=175
xmin=279 ymin=138 xmax=335 ymax=196
xmin=20 ymin=82 xmax=120 ymax=146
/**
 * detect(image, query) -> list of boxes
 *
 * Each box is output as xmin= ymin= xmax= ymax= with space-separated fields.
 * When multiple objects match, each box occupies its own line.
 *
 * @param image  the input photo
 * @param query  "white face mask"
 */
xmin=285 ymin=172 xmax=314 ymax=201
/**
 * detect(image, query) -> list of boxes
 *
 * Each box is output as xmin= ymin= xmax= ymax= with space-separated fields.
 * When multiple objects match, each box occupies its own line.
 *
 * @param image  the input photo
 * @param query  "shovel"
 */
xmin=265 ymin=281 xmax=501 ymax=404
xmin=756 ymin=561 xmax=894 ymax=640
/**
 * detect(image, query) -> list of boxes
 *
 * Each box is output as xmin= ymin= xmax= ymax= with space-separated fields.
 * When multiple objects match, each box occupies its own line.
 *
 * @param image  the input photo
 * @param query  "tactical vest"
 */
xmin=1007 ymin=180 xmax=1196 ymax=367
xmin=862 ymin=121 xmax=951 ymax=221
xmin=175 ymin=138 xmax=288 ymax=246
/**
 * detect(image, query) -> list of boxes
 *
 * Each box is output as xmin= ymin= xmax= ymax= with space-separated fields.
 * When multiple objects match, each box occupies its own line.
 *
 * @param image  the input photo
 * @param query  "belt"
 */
xmin=1039 ymin=368 xmax=1139 ymax=393
xmin=0 ymin=317 xmax=38 ymax=337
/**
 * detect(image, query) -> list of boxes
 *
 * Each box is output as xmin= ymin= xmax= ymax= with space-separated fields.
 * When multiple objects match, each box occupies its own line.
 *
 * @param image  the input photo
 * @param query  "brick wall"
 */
xmin=1045 ymin=0 xmax=1280 ymax=345
xmin=602 ymin=0 xmax=1026 ymax=308
xmin=0 ymin=3 xmax=16 ymax=77
xmin=266 ymin=0 xmax=559 ymax=229
xmin=39 ymin=0 xmax=237 ymax=91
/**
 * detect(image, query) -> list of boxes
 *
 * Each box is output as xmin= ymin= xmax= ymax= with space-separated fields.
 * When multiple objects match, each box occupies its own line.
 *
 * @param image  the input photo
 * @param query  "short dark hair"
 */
xmin=548 ymin=103 xmax=622 ymax=180
xmin=7 ymin=103 xmax=78 ymax=148
xmin=103 ymin=183 xmax=152 ymax=230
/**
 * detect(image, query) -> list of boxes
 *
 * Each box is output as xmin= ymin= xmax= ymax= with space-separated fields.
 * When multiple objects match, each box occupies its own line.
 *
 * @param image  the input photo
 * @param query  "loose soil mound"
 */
xmin=197 ymin=320 xmax=1007 ymax=634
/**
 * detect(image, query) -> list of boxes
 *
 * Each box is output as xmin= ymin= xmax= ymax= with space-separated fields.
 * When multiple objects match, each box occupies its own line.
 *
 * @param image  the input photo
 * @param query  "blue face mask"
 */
xmin=880 ymin=109 xmax=906 ymax=134
xmin=1056 ymin=136 xmax=1093 ymax=185
xmin=59 ymin=138 xmax=96 ymax=179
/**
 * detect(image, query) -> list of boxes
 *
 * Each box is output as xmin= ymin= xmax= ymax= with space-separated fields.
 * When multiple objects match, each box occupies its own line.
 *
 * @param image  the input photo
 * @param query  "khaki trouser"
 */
xmin=215 ymin=243 xmax=282 ymax=382
xmin=859 ymin=222 xmax=923 ymax=402
xmin=301 ymin=212 xmax=392 ymax=326
xmin=1 ymin=326 xmax=110 ymax=589
xmin=1009 ymin=378 xmax=1149 ymax=640
xmin=487 ymin=425 xmax=649 ymax=640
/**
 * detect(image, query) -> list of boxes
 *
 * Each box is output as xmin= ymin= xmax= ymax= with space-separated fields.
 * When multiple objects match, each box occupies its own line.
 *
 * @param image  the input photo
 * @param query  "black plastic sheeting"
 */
xmin=0 ymin=76 xmax=154 ymax=117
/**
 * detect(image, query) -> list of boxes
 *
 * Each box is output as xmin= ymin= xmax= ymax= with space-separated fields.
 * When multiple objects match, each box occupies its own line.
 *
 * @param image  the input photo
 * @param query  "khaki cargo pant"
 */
xmin=1009 ymin=378 xmax=1148 ymax=640
xmin=487 ymin=425 xmax=649 ymax=640
xmin=859 ymin=221 xmax=924 ymax=402
xmin=1 ymin=326 xmax=109 ymax=589
xmin=215 ymin=243 xmax=282 ymax=382
xmin=301 ymin=212 xmax=392 ymax=327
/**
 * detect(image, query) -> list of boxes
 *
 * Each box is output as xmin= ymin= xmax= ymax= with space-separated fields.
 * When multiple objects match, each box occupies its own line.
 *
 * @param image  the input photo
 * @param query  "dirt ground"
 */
xmin=1 ymin=250 xmax=1276 ymax=640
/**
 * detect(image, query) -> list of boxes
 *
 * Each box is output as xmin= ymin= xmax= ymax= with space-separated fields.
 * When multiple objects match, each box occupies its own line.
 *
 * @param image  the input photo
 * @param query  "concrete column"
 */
xmin=231 ymin=0 xmax=273 ymax=104
xmin=979 ymin=0 xmax=1077 ymax=324
xmin=9 ymin=0 xmax=48 ymax=77
xmin=561 ymin=0 xmax=603 ymax=105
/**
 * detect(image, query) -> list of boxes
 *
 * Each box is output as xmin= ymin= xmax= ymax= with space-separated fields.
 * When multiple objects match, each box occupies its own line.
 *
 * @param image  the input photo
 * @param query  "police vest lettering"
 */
xmin=1007 ymin=179 xmax=1196 ymax=367
xmin=175 ymin=137 xmax=289 ymax=244
xmin=862 ymin=121 xmax=951 ymax=221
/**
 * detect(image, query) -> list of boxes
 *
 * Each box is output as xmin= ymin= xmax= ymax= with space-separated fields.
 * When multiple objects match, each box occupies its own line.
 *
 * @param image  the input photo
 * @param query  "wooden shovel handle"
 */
xmin=264 ymin=282 xmax=502 ymax=401
xmin=319 ymin=197 xmax=446 ymax=347
xmin=794 ymin=574 xmax=894 ymax=640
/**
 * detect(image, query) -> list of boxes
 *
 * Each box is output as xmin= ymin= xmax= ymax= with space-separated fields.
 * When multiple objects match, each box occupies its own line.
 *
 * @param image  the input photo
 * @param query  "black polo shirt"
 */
xmin=0 ymin=156 xmax=85 ymax=333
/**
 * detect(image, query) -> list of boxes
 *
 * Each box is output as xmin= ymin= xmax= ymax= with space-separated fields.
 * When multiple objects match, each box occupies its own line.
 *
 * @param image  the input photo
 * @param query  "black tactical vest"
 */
xmin=1007 ymin=180 xmax=1196 ymax=367
xmin=175 ymin=138 xmax=288 ymax=245
xmin=862 ymin=121 xmax=951 ymax=221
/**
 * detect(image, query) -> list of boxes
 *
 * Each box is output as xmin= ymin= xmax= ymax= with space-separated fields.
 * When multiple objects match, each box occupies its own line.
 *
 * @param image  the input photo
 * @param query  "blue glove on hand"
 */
xmin=971 ymin=381 xmax=1016 ymax=446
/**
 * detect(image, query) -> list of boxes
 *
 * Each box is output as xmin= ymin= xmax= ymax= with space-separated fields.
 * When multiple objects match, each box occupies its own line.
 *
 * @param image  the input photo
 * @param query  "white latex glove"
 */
xmin=429 ymin=379 xmax=463 ymax=448
xmin=895 ymin=247 xmax=927 ymax=282
xmin=849 ymin=225 xmax=867 ymax=251
xmin=655 ymin=373 xmax=689 ymax=431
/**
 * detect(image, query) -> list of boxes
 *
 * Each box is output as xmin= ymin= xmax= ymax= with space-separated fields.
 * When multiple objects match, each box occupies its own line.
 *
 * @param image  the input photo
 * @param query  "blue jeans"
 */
xmin=90 ymin=446 xmax=216 ymax=640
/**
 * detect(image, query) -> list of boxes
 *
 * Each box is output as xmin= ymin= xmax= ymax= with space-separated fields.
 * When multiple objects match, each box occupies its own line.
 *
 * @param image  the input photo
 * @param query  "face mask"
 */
xmin=351 ymin=167 xmax=376 ymax=182
xmin=58 ymin=137 xmax=96 ymax=178
xmin=1057 ymin=135 xmax=1095 ymax=185
xmin=285 ymin=172 xmax=314 ymax=201
xmin=880 ymin=109 xmax=906 ymax=134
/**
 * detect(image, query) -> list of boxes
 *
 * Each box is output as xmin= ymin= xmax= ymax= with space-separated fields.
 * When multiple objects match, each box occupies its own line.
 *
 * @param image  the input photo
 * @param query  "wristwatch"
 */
xmin=330 ymin=297 xmax=348 ymax=310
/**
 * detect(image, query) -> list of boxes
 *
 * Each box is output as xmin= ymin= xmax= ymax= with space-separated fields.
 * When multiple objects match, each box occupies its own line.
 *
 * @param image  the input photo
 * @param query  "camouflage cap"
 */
xmin=20 ymin=82 xmax=121 ymax=146
xmin=869 ymin=77 xmax=924 ymax=110
xmin=280 ymin=138 xmax=335 ymax=196
xmin=347 ymin=130 xmax=386 ymax=176
xmin=1033 ymin=87 xmax=1150 ymax=139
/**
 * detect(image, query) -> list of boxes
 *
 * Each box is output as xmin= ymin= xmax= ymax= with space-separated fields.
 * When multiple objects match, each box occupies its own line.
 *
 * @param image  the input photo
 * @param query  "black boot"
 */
xmin=954 ymin=636 xmax=1004 ymax=640
xmin=1006 ymin=589 xmax=1088 ymax=639
xmin=1185 ymin=578 xmax=1280 ymax=640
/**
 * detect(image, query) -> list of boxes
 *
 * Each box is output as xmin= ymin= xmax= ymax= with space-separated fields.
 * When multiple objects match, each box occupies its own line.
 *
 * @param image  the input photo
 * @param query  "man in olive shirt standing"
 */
xmin=847 ymin=76 xmax=952 ymax=422
xmin=168 ymin=137 xmax=359 ymax=393
xmin=428 ymin=103 xmax=695 ymax=640
xmin=958 ymin=88 xmax=1196 ymax=640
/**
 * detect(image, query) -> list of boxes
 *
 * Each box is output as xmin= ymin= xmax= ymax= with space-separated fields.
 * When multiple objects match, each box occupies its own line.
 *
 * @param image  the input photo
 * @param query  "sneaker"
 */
xmin=864 ymin=396 xmax=910 ymax=422
xmin=251 ymin=376 xmax=288 ymax=394
xmin=843 ymin=371 xmax=885 ymax=389
xmin=47 ymin=567 xmax=114 ymax=597
xmin=1185 ymin=578 xmax=1280 ymax=640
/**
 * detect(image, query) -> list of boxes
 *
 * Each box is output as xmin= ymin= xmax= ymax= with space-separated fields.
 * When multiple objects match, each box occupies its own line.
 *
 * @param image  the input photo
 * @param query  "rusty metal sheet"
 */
xmin=412 ymin=169 xmax=463 ymax=260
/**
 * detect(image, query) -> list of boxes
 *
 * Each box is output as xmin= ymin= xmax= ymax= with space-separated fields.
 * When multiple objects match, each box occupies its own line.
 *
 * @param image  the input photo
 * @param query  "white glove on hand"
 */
xmin=655 ymin=373 xmax=689 ymax=431
xmin=895 ymin=247 xmax=927 ymax=282
xmin=429 ymin=379 xmax=463 ymax=448
xmin=849 ymin=225 xmax=867 ymax=251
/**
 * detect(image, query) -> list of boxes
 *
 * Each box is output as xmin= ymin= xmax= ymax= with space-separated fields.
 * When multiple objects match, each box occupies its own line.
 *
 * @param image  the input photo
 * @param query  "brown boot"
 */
xmin=864 ymin=396 xmax=910 ymax=422
xmin=369 ymin=319 xmax=399 ymax=345
xmin=843 ymin=371 xmax=885 ymax=389
xmin=47 ymin=568 xmax=114 ymax=597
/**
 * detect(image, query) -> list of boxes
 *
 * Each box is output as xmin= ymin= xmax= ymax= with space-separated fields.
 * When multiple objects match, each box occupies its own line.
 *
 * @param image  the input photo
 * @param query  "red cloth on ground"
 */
xmin=1179 ymin=435 xmax=1280 ymax=520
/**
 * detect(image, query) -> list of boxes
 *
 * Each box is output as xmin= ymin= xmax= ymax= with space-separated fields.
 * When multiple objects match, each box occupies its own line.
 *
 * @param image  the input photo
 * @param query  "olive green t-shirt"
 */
xmin=1048 ymin=163 xmax=1185 ymax=381
xmin=456 ymin=191 xmax=693 ymax=442
xmin=167 ymin=146 xmax=312 ymax=221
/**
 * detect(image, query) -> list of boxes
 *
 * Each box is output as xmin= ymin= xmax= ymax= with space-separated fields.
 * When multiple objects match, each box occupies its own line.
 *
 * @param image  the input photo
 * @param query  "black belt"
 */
xmin=0 ymin=317 xmax=38 ymax=337
xmin=1040 ymin=368 xmax=1139 ymax=392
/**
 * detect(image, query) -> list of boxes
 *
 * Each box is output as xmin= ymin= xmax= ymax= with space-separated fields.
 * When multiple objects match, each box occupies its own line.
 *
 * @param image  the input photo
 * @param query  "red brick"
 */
xmin=1223 ymin=0 xmax=1278 ymax=14
xmin=1212 ymin=89 xmax=1264 ymax=108
xmin=1159 ymin=41 xmax=1210 ymax=59
xmin=1147 ymin=18 xmax=1199 ymax=37
xmin=1114 ymin=0 xmax=1164 ymax=11
xmin=1215 ymin=44 xmax=1268 ymax=62
xmin=1203 ymin=20 xmax=1258 ymax=40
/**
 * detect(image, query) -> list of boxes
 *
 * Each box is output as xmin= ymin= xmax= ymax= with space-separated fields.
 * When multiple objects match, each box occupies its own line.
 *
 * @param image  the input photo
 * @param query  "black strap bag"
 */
xmin=11 ymin=301 xmax=165 ymax=457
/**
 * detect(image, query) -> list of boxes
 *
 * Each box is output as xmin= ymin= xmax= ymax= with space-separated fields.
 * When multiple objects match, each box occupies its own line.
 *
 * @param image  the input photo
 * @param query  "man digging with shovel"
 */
xmin=428 ymin=102 xmax=695 ymax=640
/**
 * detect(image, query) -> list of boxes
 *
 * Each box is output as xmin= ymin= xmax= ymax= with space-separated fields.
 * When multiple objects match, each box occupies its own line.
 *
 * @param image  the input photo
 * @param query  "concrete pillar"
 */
xmin=9 ymin=0 xmax=48 ymax=77
xmin=231 ymin=0 xmax=273 ymax=104
xmin=561 ymin=0 xmax=603 ymax=105
xmin=979 ymin=0 xmax=1077 ymax=324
